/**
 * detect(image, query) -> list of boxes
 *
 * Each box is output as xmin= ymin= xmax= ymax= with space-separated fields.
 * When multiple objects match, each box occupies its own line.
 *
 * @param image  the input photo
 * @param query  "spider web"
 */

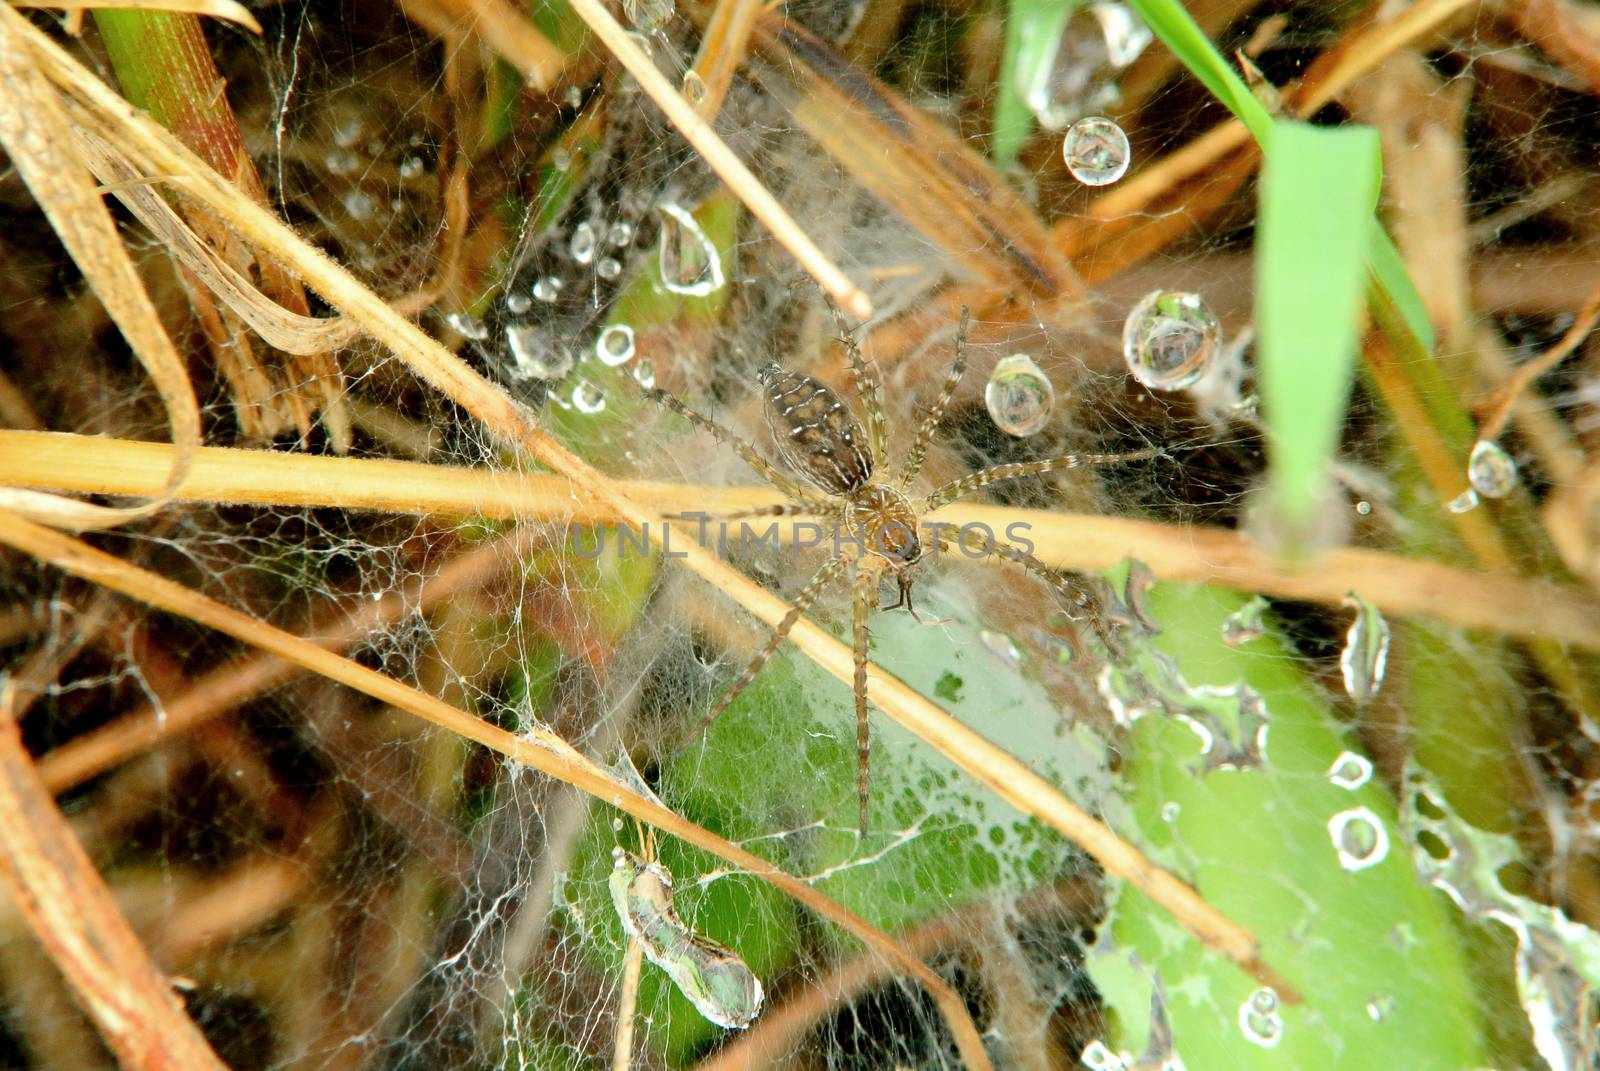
xmin=2 ymin=1 xmax=1598 ymax=1070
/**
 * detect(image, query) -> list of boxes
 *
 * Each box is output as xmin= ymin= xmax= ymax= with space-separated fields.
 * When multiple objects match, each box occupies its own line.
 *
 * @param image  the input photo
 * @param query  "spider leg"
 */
xmin=939 ymin=534 xmax=1131 ymax=654
xmin=664 ymin=502 xmax=841 ymax=523
xmin=645 ymin=388 xmax=825 ymax=506
xmin=830 ymin=302 xmax=887 ymax=471
xmin=897 ymin=305 xmax=968 ymax=489
xmin=922 ymin=445 xmax=1163 ymax=512
xmin=851 ymin=561 xmax=876 ymax=837
xmin=676 ymin=554 xmax=848 ymax=753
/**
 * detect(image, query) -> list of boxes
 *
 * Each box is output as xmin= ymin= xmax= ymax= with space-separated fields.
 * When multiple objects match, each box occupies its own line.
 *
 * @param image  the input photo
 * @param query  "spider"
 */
xmin=647 ymin=308 xmax=1161 ymax=835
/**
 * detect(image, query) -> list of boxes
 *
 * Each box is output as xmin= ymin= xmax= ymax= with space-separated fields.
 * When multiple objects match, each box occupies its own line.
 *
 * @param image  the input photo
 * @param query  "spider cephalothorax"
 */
xmin=650 ymin=308 xmax=1159 ymax=834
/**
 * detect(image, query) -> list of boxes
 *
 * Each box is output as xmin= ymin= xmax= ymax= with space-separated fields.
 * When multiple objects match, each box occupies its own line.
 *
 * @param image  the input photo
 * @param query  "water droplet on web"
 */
xmin=325 ymin=149 xmax=361 ymax=176
xmin=1447 ymin=488 xmax=1480 ymax=513
xmin=682 ymin=69 xmax=707 ymax=105
xmin=632 ymin=359 xmax=656 ymax=389
xmin=1063 ymin=115 xmax=1130 ymax=186
xmin=506 ymin=292 xmax=532 ymax=315
xmin=551 ymin=147 xmax=573 ymax=171
xmin=608 ymin=220 xmax=635 ymax=247
xmin=1221 ymin=595 xmax=1268 ymax=646
xmin=398 ymin=155 xmax=425 ymax=179
xmin=1339 ymin=593 xmax=1389 ymax=705
xmin=609 ymin=851 xmax=763 ymax=1028
xmin=611 ymin=817 xmax=624 ymax=831
xmin=656 ymin=201 xmax=726 ymax=297
xmin=595 ymin=324 xmax=636 ymax=366
xmin=331 ymin=112 xmax=364 ymax=149
xmin=445 ymin=312 xmax=489 ymax=341
xmin=1079 ymin=1039 xmax=1127 ymax=1070
xmin=1096 ymin=2 xmax=1153 ymax=66
xmin=1161 ymin=801 xmax=1180 ymax=822
xmin=569 ymin=220 xmax=598 ymax=265
xmin=1327 ymin=750 xmax=1374 ymax=791
xmin=506 ymin=324 xmax=575 ymax=381
xmin=979 ymin=629 xmax=1022 ymax=668
xmin=623 ymin=0 xmax=673 ymax=31
xmin=1122 ymin=289 xmax=1220 ymax=391
xmin=984 ymin=354 xmax=1055 ymax=436
xmin=1238 ymin=987 xmax=1283 ymax=1047
xmin=342 ymin=189 xmax=376 ymax=220
xmin=563 ymin=85 xmax=583 ymax=109
xmin=533 ymin=276 xmax=563 ymax=302
xmin=1365 ymin=993 xmax=1394 ymax=1022
xmin=1468 ymin=439 xmax=1518 ymax=498
xmin=573 ymin=381 xmax=606 ymax=413
xmin=597 ymin=256 xmax=622 ymax=280
xmin=1328 ymin=805 xmax=1388 ymax=870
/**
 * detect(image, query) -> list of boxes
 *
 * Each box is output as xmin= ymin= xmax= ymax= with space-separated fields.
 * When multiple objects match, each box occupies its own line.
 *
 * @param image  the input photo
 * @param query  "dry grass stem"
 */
xmin=1476 ymin=272 xmax=1600 ymax=443
xmin=0 ymin=10 xmax=198 ymax=531
xmin=8 ymin=429 xmax=1596 ymax=652
xmin=0 ymin=680 xmax=230 ymax=1071
xmin=393 ymin=0 xmax=566 ymax=91
xmin=689 ymin=0 xmax=762 ymax=120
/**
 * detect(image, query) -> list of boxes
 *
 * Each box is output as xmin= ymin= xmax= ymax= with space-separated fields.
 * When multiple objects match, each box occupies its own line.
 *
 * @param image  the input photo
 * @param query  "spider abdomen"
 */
xmin=758 ymin=363 xmax=873 ymax=494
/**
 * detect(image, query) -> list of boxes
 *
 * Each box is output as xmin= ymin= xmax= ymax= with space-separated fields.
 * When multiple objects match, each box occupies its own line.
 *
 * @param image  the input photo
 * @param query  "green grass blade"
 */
xmin=1256 ymin=119 xmax=1380 ymax=549
xmin=993 ymin=0 xmax=1082 ymax=165
xmin=1124 ymin=0 xmax=1273 ymax=144
xmin=1367 ymin=221 xmax=1436 ymax=353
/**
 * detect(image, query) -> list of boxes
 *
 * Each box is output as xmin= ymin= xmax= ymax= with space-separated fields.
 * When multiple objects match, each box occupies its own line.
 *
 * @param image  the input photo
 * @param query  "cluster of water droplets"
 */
xmin=1238 ymin=986 xmax=1283 ymax=1048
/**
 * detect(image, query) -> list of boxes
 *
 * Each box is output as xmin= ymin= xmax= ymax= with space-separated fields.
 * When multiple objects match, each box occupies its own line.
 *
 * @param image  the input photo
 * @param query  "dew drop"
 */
xmin=573 ymin=381 xmax=606 ymax=413
xmin=622 ymin=0 xmax=672 ymax=32
xmin=533 ymin=276 xmax=563 ymax=303
xmin=1096 ymin=2 xmax=1153 ymax=67
xmin=551 ymin=147 xmax=573 ymax=172
xmin=656 ymin=201 xmax=726 ymax=297
xmin=1063 ymin=115 xmax=1130 ymax=186
xmin=341 ymin=188 xmax=376 ymax=220
xmin=1161 ymin=801 xmax=1180 ymax=823
xmin=608 ymin=220 xmax=635 ymax=247
xmin=398 ymin=155 xmax=425 ymax=180
xmin=505 ymin=324 xmax=575 ymax=381
xmin=1327 ymin=750 xmax=1374 ymax=791
xmin=505 ymin=292 xmax=532 ymax=315
xmin=1468 ymin=439 xmax=1518 ymax=498
xmin=979 ymin=630 xmax=1022 ymax=669
xmin=1328 ymin=805 xmax=1389 ymax=871
xmin=983 ymin=354 xmax=1056 ymax=437
xmin=1338 ymin=593 xmax=1390 ymax=706
xmin=632 ymin=358 xmax=657 ymax=389
xmin=682 ymin=69 xmax=707 ymax=105
xmin=1221 ymin=595 xmax=1268 ymax=646
xmin=1122 ymin=290 xmax=1220 ymax=391
xmin=563 ymin=85 xmax=584 ymax=109
xmin=1365 ymin=993 xmax=1394 ymax=1023
xmin=569 ymin=220 xmax=598 ymax=265
xmin=1447 ymin=488 xmax=1480 ymax=513
xmin=1238 ymin=987 xmax=1283 ymax=1048
xmin=595 ymin=324 xmax=636 ymax=366
xmin=597 ymin=256 xmax=622 ymax=280
xmin=444 ymin=312 xmax=489 ymax=341
xmin=1079 ymin=1039 xmax=1126 ymax=1070
xmin=325 ymin=149 xmax=360 ymax=176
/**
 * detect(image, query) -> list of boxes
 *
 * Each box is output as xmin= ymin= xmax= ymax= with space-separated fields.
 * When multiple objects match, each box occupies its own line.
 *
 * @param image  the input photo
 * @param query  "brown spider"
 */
xmin=647 ymin=309 xmax=1160 ymax=835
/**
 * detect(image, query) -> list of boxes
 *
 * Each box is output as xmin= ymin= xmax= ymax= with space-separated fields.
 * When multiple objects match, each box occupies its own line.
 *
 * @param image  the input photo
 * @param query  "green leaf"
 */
xmin=1367 ymin=221 xmax=1437 ymax=353
xmin=1124 ymin=0 xmax=1273 ymax=145
xmin=1256 ymin=119 xmax=1380 ymax=549
xmin=1093 ymin=583 xmax=1487 ymax=1069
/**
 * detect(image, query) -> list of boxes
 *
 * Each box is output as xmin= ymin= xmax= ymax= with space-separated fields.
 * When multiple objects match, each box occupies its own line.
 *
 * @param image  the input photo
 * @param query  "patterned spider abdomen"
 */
xmin=758 ymin=363 xmax=873 ymax=494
